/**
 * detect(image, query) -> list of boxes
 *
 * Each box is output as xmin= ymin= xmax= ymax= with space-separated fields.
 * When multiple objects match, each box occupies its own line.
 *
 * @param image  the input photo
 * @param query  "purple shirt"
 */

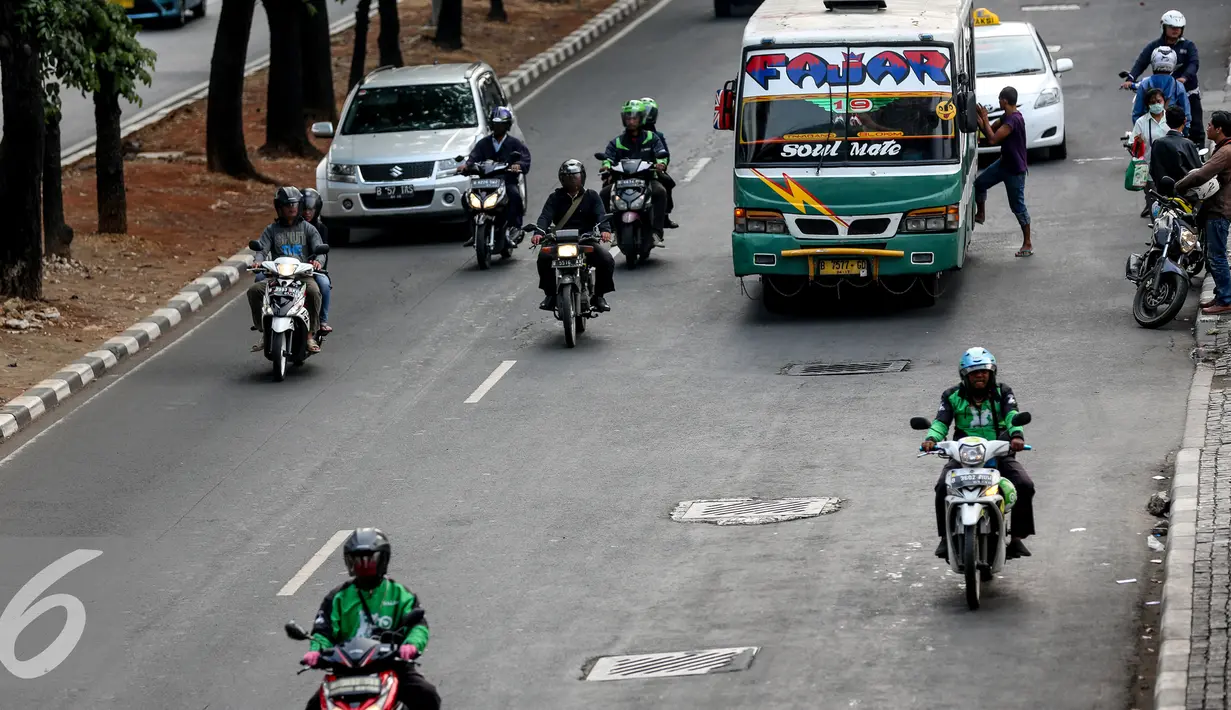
xmin=999 ymin=111 xmax=1028 ymax=175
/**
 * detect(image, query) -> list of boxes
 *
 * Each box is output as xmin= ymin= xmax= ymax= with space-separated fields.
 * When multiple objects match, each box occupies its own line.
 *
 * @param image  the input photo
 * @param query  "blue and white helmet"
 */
xmin=959 ymin=347 xmax=997 ymax=379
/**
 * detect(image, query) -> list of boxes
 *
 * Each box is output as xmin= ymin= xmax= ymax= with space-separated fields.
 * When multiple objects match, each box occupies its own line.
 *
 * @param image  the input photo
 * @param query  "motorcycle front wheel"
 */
xmin=1133 ymin=270 xmax=1188 ymax=328
xmin=475 ymin=224 xmax=492 ymax=270
xmin=619 ymin=224 xmax=639 ymax=269
xmin=270 ymin=331 xmax=287 ymax=382
xmin=559 ymin=284 xmax=576 ymax=348
xmin=963 ymin=525 xmax=980 ymax=610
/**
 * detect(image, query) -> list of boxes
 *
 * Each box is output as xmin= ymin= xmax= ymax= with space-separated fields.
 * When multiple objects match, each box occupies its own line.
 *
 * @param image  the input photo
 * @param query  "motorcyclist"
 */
xmin=460 ymin=106 xmax=531 ymax=248
xmin=248 ymin=187 xmax=325 ymax=353
xmin=920 ymin=347 xmax=1036 ymax=561
xmin=639 ymin=97 xmax=679 ymax=230
xmin=1128 ymin=46 xmax=1191 ymax=135
xmin=600 ymin=99 xmax=670 ymax=244
xmin=301 ymin=528 xmax=441 ymax=710
xmin=299 ymin=187 xmax=332 ymax=334
xmin=529 ymin=159 xmax=616 ymax=313
xmin=1122 ymin=10 xmax=1204 ymax=146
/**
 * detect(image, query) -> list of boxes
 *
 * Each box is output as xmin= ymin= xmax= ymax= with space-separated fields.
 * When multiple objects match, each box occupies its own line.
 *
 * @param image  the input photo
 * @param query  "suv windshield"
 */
xmin=975 ymin=35 xmax=1045 ymax=77
xmin=737 ymin=45 xmax=959 ymax=167
xmin=341 ymin=83 xmax=477 ymax=135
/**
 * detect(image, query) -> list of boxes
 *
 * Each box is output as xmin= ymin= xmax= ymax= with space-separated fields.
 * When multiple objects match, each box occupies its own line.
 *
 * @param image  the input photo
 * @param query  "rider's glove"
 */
xmin=302 ymin=651 xmax=321 ymax=667
xmin=398 ymin=644 xmax=418 ymax=660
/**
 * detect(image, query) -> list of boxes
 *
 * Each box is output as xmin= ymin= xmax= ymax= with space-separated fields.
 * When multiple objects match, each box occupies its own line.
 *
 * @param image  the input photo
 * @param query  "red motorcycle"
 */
xmin=285 ymin=609 xmax=425 ymax=710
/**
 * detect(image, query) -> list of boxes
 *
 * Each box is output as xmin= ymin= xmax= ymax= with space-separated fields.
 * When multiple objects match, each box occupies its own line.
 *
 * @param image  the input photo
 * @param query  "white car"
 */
xmin=974 ymin=16 xmax=1073 ymax=160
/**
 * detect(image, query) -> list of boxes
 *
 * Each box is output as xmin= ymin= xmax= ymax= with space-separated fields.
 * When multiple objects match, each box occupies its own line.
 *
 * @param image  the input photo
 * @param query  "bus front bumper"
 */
xmin=732 ymin=233 xmax=962 ymax=278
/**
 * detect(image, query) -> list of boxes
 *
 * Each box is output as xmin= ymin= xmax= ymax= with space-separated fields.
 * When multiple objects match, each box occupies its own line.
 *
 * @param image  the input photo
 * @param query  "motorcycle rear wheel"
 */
xmin=1133 ymin=271 xmax=1187 ymax=328
xmin=560 ymin=284 xmax=576 ymax=348
xmin=964 ymin=525 xmax=980 ymax=610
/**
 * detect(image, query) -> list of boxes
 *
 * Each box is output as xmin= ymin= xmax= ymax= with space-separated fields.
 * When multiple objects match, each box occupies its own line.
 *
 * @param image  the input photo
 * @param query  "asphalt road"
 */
xmin=0 ymin=0 xmax=1225 ymax=707
xmin=0 ymin=0 xmax=357 ymax=150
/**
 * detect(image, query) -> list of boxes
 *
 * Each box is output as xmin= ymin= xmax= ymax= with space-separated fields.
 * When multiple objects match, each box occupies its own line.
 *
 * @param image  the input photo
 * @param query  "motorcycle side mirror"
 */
xmin=1118 ymin=71 xmax=1130 ymax=79
xmin=655 ymin=150 xmax=669 ymax=160
xmin=1200 ymin=147 xmax=1210 ymax=158
xmin=593 ymin=152 xmax=606 ymax=161
xmin=400 ymin=608 xmax=426 ymax=628
xmin=248 ymin=240 xmax=264 ymax=252
xmin=1160 ymin=176 xmax=1177 ymax=195
xmin=313 ymin=244 xmax=331 ymax=256
xmin=510 ymin=151 xmax=522 ymax=162
xmin=909 ymin=417 xmax=932 ymax=431
xmin=453 ymin=155 xmax=466 ymax=163
xmin=285 ymin=621 xmax=311 ymax=641
xmin=1010 ymin=411 xmax=1032 ymax=426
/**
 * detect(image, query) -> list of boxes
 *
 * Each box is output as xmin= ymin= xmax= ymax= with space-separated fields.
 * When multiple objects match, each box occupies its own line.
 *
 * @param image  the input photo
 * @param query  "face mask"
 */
xmin=1149 ymin=103 xmax=1165 ymax=116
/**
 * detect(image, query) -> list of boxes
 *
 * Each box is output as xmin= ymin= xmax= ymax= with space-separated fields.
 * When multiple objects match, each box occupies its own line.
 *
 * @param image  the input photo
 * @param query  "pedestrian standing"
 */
xmin=1178 ymin=111 xmax=1231 ymax=314
xmin=974 ymin=86 xmax=1032 ymax=257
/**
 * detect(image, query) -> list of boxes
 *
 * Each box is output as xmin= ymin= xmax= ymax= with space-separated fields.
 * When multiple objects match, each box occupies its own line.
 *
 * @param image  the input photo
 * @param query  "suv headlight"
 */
xmin=328 ymin=162 xmax=358 ymax=183
xmin=958 ymin=443 xmax=986 ymax=466
xmin=435 ymin=158 xmax=463 ymax=178
xmin=1035 ymin=88 xmax=1060 ymax=108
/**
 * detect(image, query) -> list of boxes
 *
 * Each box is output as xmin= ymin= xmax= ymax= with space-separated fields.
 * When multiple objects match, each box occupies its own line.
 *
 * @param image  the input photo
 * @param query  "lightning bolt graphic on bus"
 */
xmin=750 ymin=169 xmax=848 ymax=227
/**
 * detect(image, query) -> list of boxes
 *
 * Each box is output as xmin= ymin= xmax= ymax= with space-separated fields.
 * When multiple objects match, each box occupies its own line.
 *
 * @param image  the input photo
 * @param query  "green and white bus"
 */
xmin=713 ymin=0 xmax=981 ymax=310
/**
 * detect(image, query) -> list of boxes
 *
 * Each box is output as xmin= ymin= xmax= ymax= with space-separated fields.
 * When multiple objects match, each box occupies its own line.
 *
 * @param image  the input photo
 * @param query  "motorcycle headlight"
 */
xmin=613 ymin=197 xmax=628 ymax=210
xmin=1180 ymin=227 xmax=1198 ymax=253
xmin=466 ymin=191 xmax=483 ymax=210
xmin=275 ymin=262 xmax=298 ymax=277
xmin=557 ymin=244 xmax=579 ymax=258
xmin=482 ymin=187 xmax=505 ymax=209
xmin=629 ymin=196 xmax=646 ymax=211
xmin=1034 ymin=87 xmax=1060 ymax=109
xmin=958 ymin=443 xmax=985 ymax=466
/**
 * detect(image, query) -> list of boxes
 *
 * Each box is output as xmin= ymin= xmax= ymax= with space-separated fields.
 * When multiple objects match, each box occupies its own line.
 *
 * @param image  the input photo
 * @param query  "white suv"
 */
xmin=311 ymin=61 xmax=526 ymax=245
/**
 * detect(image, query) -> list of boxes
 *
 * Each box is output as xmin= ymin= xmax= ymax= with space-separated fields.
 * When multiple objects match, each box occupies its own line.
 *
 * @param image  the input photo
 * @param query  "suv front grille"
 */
xmin=358 ymin=161 xmax=435 ymax=182
xmin=360 ymin=190 xmax=435 ymax=209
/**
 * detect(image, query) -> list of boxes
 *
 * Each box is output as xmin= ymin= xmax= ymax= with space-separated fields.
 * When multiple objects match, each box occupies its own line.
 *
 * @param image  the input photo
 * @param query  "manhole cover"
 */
xmin=781 ymin=360 xmax=910 ymax=376
xmin=583 ymin=647 xmax=758 ymax=681
xmin=671 ymin=497 xmax=842 ymax=525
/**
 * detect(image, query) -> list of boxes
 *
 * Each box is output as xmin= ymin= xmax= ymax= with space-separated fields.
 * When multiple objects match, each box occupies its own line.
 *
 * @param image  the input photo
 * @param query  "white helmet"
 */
xmin=1160 ymin=10 xmax=1186 ymax=28
xmin=1151 ymin=46 xmax=1178 ymax=74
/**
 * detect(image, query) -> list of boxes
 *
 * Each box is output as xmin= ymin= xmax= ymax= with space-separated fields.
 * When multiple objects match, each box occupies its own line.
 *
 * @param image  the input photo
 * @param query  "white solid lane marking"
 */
xmin=682 ymin=157 xmax=712 ymax=184
xmin=511 ymin=0 xmax=682 ymax=110
xmin=464 ymin=360 xmax=517 ymax=404
xmin=277 ymin=530 xmax=351 ymax=597
xmin=1021 ymin=4 xmax=1080 ymax=10
xmin=1072 ymin=156 xmax=1123 ymax=164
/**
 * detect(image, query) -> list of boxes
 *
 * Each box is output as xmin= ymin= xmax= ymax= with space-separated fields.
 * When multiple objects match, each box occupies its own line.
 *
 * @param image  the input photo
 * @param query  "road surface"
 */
xmin=0 ymin=0 xmax=1221 ymax=707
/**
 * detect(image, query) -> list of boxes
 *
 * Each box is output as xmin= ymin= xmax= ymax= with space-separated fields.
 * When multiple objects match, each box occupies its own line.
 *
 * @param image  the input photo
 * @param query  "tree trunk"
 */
xmin=261 ymin=0 xmax=317 ymax=157
xmin=42 ymin=112 xmax=74 ymax=257
xmin=377 ymin=0 xmax=402 ymax=67
xmin=0 ymin=0 xmax=45 ymax=299
xmin=206 ymin=0 xmax=267 ymax=179
xmin=434 ymin=0 xmax=463 ymax=50
xmin=94 ymin=69 xmax=127 ymax=235
xmin=347 ymin=0 xmax=372 ymax=90
xmin=488 ymin=0 xmax=507 ymax=22
xmin=301 ymin=0 xmax=336 ymax=122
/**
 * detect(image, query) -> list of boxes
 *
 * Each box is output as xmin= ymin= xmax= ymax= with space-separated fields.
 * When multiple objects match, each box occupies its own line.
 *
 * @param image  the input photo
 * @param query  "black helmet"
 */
xmin=342 ymin=527 xmax=391 ymax=579
xmin=274 ymin=186 xmax=302 ymax=209
xmin=299 ymin=187 xmax=323 ymax=215
xmin=558 ymin=158 xmax=585 ymax=188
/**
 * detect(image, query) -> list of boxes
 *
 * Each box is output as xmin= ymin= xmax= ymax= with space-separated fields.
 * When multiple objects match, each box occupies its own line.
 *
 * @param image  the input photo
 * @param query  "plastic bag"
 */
xmin=1125 ymin=158 xmax=1149 ymax=191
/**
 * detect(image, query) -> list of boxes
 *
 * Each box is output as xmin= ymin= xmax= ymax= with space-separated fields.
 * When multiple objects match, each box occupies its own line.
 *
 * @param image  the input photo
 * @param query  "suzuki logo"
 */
xmin=389 ymin=165 xmax=403 ymax=178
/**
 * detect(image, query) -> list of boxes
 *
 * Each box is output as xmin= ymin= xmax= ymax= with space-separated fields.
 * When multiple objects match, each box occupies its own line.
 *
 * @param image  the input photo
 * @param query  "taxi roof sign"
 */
xmin=973 ymin=8 xmax=1000 ymax=25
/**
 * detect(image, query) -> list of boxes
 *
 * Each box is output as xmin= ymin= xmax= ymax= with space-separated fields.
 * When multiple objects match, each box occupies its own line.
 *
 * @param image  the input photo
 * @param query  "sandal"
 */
xmin=1015 ymin=249 xmax=1033 ymax=257
xmin=307 ymin=337 xmax=321 ymax=353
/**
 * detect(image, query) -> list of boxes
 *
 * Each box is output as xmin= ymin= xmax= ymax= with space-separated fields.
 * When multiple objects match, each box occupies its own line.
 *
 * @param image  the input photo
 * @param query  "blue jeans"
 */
xmin=1208 ymin=217 xmax=1231 ymax=306
xmin=314 ymin=273 xmax=332 ymax=322
xmin=976 ymin=158 xmax=1030 ymax=227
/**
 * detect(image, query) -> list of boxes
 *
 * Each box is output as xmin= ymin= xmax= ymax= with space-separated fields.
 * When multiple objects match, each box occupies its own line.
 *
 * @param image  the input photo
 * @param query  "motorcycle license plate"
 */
xmin=374 ymin=185 xmax=414 ymax=199
xmin=817 ymin=259 xmax=867 ymax=276
xmin=324 ymin=676 xmax=384 ymax=697
xmin=472 ymin=178 xmax=503 ymax=189
xmin=948 ymin=470 xmax=995 ymax=488
xmin=269 ymin=284 xmax=299 ymax=297
xmin=616 ymin=179 xmax=645 ymax=189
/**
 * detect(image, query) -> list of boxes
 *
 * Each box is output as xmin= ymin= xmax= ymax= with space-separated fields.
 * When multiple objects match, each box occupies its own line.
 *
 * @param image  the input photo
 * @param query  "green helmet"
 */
xmin=621 ymin=99 xmax=647 ymax=126
xmin=640 ymin=97 xmax=659 ymax=125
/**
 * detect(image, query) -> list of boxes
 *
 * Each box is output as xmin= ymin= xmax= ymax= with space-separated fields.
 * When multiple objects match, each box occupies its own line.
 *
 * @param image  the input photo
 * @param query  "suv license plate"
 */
xmin=374 ymin=185 xmax=414 ymax=199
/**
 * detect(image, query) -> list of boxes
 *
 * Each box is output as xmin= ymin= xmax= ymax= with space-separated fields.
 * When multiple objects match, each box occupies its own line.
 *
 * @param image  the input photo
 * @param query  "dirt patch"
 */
xmin=9 ymin=0 xmax=618 ymax=404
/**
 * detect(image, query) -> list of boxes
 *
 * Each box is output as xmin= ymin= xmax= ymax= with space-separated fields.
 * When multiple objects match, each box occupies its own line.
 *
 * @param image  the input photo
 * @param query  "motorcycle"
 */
xmin=909 ymin=412 xmax=1033 ymax=611
xmin=534 ymin=226 xmax=602 ymax=348
xmin=594 ymin=150 xmax=668 ymax=269
xmin=457 ymin=151 xmax=524 ymax=270
xmin=247 ymin=240 xmax=330 ymax=381
xmin=285 ymin=609 xmax=426 ymax=710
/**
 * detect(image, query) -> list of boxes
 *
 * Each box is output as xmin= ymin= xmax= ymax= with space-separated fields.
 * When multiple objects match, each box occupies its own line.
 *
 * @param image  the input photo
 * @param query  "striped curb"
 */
xmin=2 ymin=0 xmax=659 ymax=440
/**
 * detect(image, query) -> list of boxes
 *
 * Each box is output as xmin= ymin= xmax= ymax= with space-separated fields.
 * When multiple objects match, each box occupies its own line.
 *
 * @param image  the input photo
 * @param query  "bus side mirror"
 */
xmin=955 ymin=91 xmax=979 ymax=134
xmin=713 ymin=80 xmax=736 ymax=132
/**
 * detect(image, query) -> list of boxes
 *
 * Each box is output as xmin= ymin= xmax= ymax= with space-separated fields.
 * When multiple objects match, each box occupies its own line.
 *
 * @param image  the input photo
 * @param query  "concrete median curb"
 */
xmin=2 ymin=0 xmax=662 ymax=441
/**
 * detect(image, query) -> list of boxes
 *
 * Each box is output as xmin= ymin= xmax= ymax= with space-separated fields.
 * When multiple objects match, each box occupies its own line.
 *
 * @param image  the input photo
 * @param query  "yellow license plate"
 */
xmin=816 ymin=259 xmax=867 ymax=276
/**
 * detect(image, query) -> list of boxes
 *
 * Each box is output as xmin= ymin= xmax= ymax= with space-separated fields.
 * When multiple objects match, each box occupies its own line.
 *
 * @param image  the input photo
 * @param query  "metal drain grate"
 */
xmin=583 ymin=647 xmax=758 ymax=681
xmin=671 ymin=497 xmax=842 ymax=525
xmin=782 ymin=360 xmax=910 ymax=376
